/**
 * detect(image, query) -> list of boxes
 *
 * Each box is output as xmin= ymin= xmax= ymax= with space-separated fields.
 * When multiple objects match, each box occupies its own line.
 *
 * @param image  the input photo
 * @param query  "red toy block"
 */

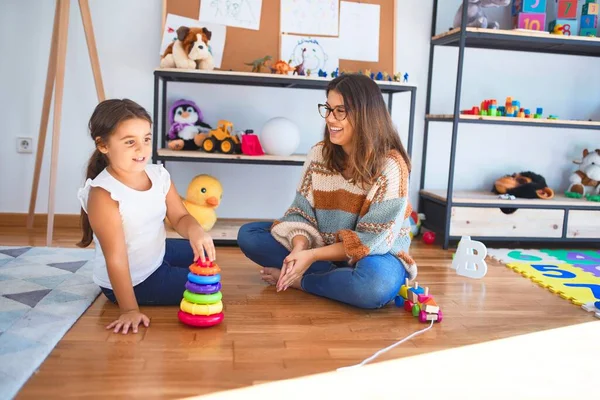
xmin=515 ymin=12 xmax=546 ymax=31
xmin=404 ymin=300 xmax=414 ymax=313
xmin=557 ymin=0 xmax=577 ymax=19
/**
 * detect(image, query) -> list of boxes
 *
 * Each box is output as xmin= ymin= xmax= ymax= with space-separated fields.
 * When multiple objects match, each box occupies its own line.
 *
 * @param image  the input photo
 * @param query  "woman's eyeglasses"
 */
xmin=318 ymin=104 xmax=347 ymax=121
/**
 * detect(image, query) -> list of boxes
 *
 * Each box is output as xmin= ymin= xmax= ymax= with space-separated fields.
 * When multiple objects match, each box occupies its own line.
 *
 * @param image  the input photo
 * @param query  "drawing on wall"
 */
xmin=280 ymin=0 xmax=339 ymax=36
xmin=281 ymin=34 xmax=339 ymax=76
xmin=199 ymin=0 xmax=262 ymax=30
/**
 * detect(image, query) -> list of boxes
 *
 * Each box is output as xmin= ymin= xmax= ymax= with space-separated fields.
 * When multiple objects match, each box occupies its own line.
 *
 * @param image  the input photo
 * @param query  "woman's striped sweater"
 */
xmin=270 ymin=142 xmax=417 ymax=280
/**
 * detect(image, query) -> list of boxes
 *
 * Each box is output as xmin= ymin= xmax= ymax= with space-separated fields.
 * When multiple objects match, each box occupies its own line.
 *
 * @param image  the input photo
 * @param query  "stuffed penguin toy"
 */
xmin=166 ymin=99 xmax=212 ymax=151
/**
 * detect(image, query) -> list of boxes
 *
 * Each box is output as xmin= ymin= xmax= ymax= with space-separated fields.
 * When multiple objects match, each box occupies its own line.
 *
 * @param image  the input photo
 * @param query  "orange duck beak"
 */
xmin=206 ymin=196 xmax=219 ymax=207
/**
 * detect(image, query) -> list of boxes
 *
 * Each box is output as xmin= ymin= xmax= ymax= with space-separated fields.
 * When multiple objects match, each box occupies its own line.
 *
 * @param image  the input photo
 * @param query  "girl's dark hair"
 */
xmin=77 ymin=99 xmax=152 ymax=247
xmin=322 ymin=73 xmax=411 ymax=186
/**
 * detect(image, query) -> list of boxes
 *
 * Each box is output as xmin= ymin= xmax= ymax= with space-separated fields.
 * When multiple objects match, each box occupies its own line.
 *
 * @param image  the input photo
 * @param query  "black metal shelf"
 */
xmin=426 ymin=114 xmax=600 ymax=130
xmin=432 ymin=27 xmax=600 ymax=57
xmin=419 ymin=0 xmax=600 ymax=249
xmin=154 ymin=68 xmax=417 ymax=93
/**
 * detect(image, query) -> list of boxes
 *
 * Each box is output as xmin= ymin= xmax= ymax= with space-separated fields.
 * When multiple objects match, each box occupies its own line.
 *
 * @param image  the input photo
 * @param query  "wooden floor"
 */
xmin=3 ymin=226 xmax=595 ymax=398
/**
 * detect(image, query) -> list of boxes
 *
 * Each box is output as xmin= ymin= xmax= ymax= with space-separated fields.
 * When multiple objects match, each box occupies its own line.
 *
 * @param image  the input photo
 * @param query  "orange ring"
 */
xmin=189 ymin=264 xmax=221 ymax=275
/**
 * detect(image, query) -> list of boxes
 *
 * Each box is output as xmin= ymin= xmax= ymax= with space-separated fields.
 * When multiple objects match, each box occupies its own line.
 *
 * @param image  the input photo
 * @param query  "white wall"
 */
xmin=1 ymin=0 xmax=598 ymax=220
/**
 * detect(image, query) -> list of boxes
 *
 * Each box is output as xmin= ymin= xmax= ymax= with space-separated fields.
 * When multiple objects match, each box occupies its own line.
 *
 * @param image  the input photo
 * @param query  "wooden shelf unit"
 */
xmin=420 ymin=1 xmax=600 ymax=248
xmin=152 ymin=68 xmax=418 ymax=243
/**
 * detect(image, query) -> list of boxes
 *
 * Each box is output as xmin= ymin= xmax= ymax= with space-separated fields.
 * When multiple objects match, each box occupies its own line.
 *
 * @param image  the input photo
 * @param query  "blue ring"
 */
xmin=187 ymin=272 xmax=220 ymax=285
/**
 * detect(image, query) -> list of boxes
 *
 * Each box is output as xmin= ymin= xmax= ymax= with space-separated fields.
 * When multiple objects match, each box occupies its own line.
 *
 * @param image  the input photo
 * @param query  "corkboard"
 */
xmin=163 ymin=0 xmax=396 ymax=74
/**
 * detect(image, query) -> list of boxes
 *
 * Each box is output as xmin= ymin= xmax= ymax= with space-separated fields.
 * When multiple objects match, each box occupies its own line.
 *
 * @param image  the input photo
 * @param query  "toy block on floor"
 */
xmin=583 ymin=2 xmax=599 ymax=15
xmin=549 ymin=19 xmax=578 ymax=35
xmin=580 ymin=14 xmax=598 ymax=29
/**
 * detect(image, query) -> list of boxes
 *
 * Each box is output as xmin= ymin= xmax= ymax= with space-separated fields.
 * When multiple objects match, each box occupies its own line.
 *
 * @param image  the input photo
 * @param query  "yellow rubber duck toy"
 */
xmin=182 ymin=174 xmax=223 ymax=231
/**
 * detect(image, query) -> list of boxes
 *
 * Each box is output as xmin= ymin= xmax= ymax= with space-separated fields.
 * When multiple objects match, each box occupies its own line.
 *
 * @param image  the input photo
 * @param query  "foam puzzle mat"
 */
xmin=488 ymin=249 xmax=600 ymax=319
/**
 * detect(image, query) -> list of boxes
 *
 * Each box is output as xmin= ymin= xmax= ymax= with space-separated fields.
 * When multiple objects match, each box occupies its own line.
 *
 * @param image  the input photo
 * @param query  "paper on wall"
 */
xmin=280 ymin=0 xmax=339 ymax=36
xmin=160 ymin=13 xmax=227 ymax=69
xmin=199 ymin=0 xmax=262 ymax=31
xmin=338 ymin=1 xmax=380 ymax=62
xmin=280 ymin=34 xmax=339 ymax=76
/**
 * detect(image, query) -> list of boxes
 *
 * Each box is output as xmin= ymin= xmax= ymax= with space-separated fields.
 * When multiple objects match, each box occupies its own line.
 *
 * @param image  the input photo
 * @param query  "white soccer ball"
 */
xmin=260 ymin=117 xmax=300 ymax=156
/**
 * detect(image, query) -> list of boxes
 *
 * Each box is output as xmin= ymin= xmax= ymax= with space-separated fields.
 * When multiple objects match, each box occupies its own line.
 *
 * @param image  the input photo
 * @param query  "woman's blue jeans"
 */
xmin=237 ymin=221 xmax=407 ymax=309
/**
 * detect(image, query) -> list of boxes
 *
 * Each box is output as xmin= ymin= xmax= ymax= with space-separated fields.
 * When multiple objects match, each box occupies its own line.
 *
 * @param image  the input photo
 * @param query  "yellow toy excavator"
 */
xmin=202 ymin=120 xmax=242 ymax=154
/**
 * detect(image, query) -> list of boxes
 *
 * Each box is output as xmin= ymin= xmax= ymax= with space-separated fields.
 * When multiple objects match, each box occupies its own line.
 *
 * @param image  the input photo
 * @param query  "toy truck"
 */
xmin=202 ymin=120 xmax=242 ymax=154
xmin=395 ymin=279 xmax=442 ymax=323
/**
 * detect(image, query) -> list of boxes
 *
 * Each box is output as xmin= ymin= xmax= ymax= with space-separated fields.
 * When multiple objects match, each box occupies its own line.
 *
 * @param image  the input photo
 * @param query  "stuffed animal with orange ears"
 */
xmin=492 ymin=171 xmax=554 ymax=199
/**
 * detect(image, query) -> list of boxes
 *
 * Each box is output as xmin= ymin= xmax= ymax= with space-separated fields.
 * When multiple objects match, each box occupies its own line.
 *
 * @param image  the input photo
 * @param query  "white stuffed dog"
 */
xmin=568 ymin=149 xmax=600 ymax=196
xmin=161 ymin=26 xmax=214 ymax=70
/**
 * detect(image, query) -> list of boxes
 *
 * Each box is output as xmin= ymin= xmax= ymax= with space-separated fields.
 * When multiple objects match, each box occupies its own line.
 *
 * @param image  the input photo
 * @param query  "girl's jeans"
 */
xmin=101 ymin=239 xmax=194 ymax=306
xmin=237 ymin=221 xmax=407 ymax=309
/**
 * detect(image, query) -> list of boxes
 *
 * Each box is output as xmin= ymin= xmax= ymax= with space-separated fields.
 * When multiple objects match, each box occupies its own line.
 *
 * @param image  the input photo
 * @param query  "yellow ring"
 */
xmin=180 ymin=299 xmax=223 ymax=315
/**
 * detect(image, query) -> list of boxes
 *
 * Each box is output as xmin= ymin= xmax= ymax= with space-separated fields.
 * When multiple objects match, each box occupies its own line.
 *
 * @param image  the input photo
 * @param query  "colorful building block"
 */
xmin=522 ymin=0 xmax=547 ymax=13
xmin=579 ymin=27 xmax=597 ymax=36
xmin=549 ymin=19 xmax=578 ymax=35
xmin=583 ymin=2 xmax=599 ymax=15
xmin=514 ymin=12 xmax=547 ymax=30
xmin=557 ymin=0 xmax=578 ymax=18
xmin=580 ymin=14 xmax=598 ymax=29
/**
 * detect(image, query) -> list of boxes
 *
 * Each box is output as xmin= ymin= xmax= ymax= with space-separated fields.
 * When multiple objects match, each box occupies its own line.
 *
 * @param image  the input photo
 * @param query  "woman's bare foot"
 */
xmin=260 ymin=267 xmax=302 ymax=290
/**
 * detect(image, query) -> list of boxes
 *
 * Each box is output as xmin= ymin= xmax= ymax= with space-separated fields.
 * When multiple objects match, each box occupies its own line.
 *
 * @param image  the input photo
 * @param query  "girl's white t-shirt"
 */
xmin=77 ymin=164 xmax=170 ymax=289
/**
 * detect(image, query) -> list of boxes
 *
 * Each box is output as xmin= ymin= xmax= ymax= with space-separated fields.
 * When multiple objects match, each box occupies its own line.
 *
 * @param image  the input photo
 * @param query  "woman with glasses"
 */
xmin=237 ymin=73 xmax=416 ymax=309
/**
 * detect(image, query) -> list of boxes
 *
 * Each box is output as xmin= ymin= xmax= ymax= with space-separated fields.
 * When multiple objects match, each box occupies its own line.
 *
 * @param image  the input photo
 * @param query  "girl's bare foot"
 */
xmin=260 ymin=267 xmax=302 ymax=290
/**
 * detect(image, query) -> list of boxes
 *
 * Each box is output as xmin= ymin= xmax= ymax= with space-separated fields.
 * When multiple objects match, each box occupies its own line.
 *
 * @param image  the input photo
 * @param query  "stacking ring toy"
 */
xmin=183 ymin=290 xmax=222 ymax=305
xmin=189 ymin=264 xmax=221 ymax=276
xmin=187 ymin=273 xmax=220 ymax=285
xmin=178 ymin=311 xmax=224 ymax=327
xmin=185 ymin=281 xmax=221 ymax=294
xmin=180 ymin=299 xmax=223 ymax=315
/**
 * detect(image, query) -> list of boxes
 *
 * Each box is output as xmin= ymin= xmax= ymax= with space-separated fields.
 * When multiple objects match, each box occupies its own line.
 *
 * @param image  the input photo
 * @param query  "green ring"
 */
xmin=183 ymin=290 xmax=222 ymax=305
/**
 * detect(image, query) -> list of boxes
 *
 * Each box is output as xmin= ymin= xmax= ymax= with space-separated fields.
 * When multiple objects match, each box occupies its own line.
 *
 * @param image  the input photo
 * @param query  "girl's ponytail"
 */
xmin=76 ymin=149 xmax=107 ymax=247
xmin=76 ymin=98 xmax=152 ymax=248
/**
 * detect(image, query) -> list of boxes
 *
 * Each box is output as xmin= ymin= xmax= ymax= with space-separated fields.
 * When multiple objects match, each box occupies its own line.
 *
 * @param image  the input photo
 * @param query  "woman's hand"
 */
xmin=106 ymin=309 xmax=150 ymax=334
xmin=277 ymin=249 xmax=315 ymax=291
xmin=189 ymin=225 xmax=215 ymax=263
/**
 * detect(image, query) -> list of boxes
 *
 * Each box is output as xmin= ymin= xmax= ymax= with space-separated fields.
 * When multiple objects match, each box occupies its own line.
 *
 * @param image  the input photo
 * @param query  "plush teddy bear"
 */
xmin=567 ymin=149 xmax=600 ymax=197
xmin=167 ymin=99 xmax=212 ymax=151
xmin=160 ymin=26 xmax=215 ymax=70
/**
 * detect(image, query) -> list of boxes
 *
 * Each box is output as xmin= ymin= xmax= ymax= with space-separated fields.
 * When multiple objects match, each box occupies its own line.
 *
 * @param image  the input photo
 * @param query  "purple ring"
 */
xmin=185 ymin=281 xmax=222 ymax=294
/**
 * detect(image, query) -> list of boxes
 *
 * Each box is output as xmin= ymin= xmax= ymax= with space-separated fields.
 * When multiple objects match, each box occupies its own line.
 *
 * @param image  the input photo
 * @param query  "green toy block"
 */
xmin=579 ymin=27 xmax=598 ymax=36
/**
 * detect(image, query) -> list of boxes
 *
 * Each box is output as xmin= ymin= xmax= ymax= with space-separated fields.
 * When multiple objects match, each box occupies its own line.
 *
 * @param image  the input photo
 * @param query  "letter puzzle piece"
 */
xmin=505 ymin=261 xmax=600 ymax=307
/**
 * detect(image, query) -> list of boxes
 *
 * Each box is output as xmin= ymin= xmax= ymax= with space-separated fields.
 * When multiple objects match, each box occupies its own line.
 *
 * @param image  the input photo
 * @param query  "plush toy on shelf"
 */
xmin=167 ymin=99 xmax=212 ymax=151
xmin=566 ymin=149 xmax=600 ymax=200
xmin=182 ymin=174 xmax=223 ymax=231
xmin=160 ymin=26 xmax=215 ymax=70
xmin=453 ymin=0 xmax=511 ymax=29
xmin=492 ymin=171 xmax=555 ymax=199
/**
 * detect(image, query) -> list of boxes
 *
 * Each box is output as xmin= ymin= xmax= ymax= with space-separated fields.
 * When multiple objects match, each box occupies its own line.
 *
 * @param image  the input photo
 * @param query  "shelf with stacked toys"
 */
xmin=177 ymin=258 xmax=224 ymax=328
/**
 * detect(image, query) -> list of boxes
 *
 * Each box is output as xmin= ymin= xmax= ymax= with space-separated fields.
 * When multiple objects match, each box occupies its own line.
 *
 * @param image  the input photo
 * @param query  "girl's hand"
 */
xmin=106 ymin=310 xmax=150 ymax=334
xmin=189 ymin=225 xmax=215 ymax=263
xmin=277 ymin=249 xmax=315 ymax=291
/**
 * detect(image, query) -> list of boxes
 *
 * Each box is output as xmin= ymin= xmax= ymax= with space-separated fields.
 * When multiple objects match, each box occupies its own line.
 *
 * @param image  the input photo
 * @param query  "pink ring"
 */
xmin=177 ymin=311 xmax=224 ymax=327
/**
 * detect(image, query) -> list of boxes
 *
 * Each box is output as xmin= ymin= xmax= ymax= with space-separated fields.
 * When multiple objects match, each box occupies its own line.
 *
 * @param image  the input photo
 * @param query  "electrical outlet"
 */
xmin=17 ymin=137 xmax=33 ymax=153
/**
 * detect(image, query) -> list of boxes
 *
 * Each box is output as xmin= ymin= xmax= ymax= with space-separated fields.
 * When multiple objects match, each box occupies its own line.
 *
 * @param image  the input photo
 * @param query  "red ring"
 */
xmin=177 ymin=311 xmax=224 ymax=327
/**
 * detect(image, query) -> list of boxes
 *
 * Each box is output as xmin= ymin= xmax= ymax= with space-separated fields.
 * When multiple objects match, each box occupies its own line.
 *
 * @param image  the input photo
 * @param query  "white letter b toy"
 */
xmin=451 ymin=236 xmax=488 ymax=279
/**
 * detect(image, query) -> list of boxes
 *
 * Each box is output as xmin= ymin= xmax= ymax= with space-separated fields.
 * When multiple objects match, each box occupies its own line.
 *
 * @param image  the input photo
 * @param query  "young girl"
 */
xmin=237 ymin=73 xmax=417 ymax=309
xmin=77 ymin=99 xmax=215 ymax=334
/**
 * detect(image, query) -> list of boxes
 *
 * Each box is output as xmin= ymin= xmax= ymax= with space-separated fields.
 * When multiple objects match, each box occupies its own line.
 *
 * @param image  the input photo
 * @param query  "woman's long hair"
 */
xmin=76 ymin=99 xmax=152 ymax=247
xmin=322 ymin=74 xmax=411 ymax=186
